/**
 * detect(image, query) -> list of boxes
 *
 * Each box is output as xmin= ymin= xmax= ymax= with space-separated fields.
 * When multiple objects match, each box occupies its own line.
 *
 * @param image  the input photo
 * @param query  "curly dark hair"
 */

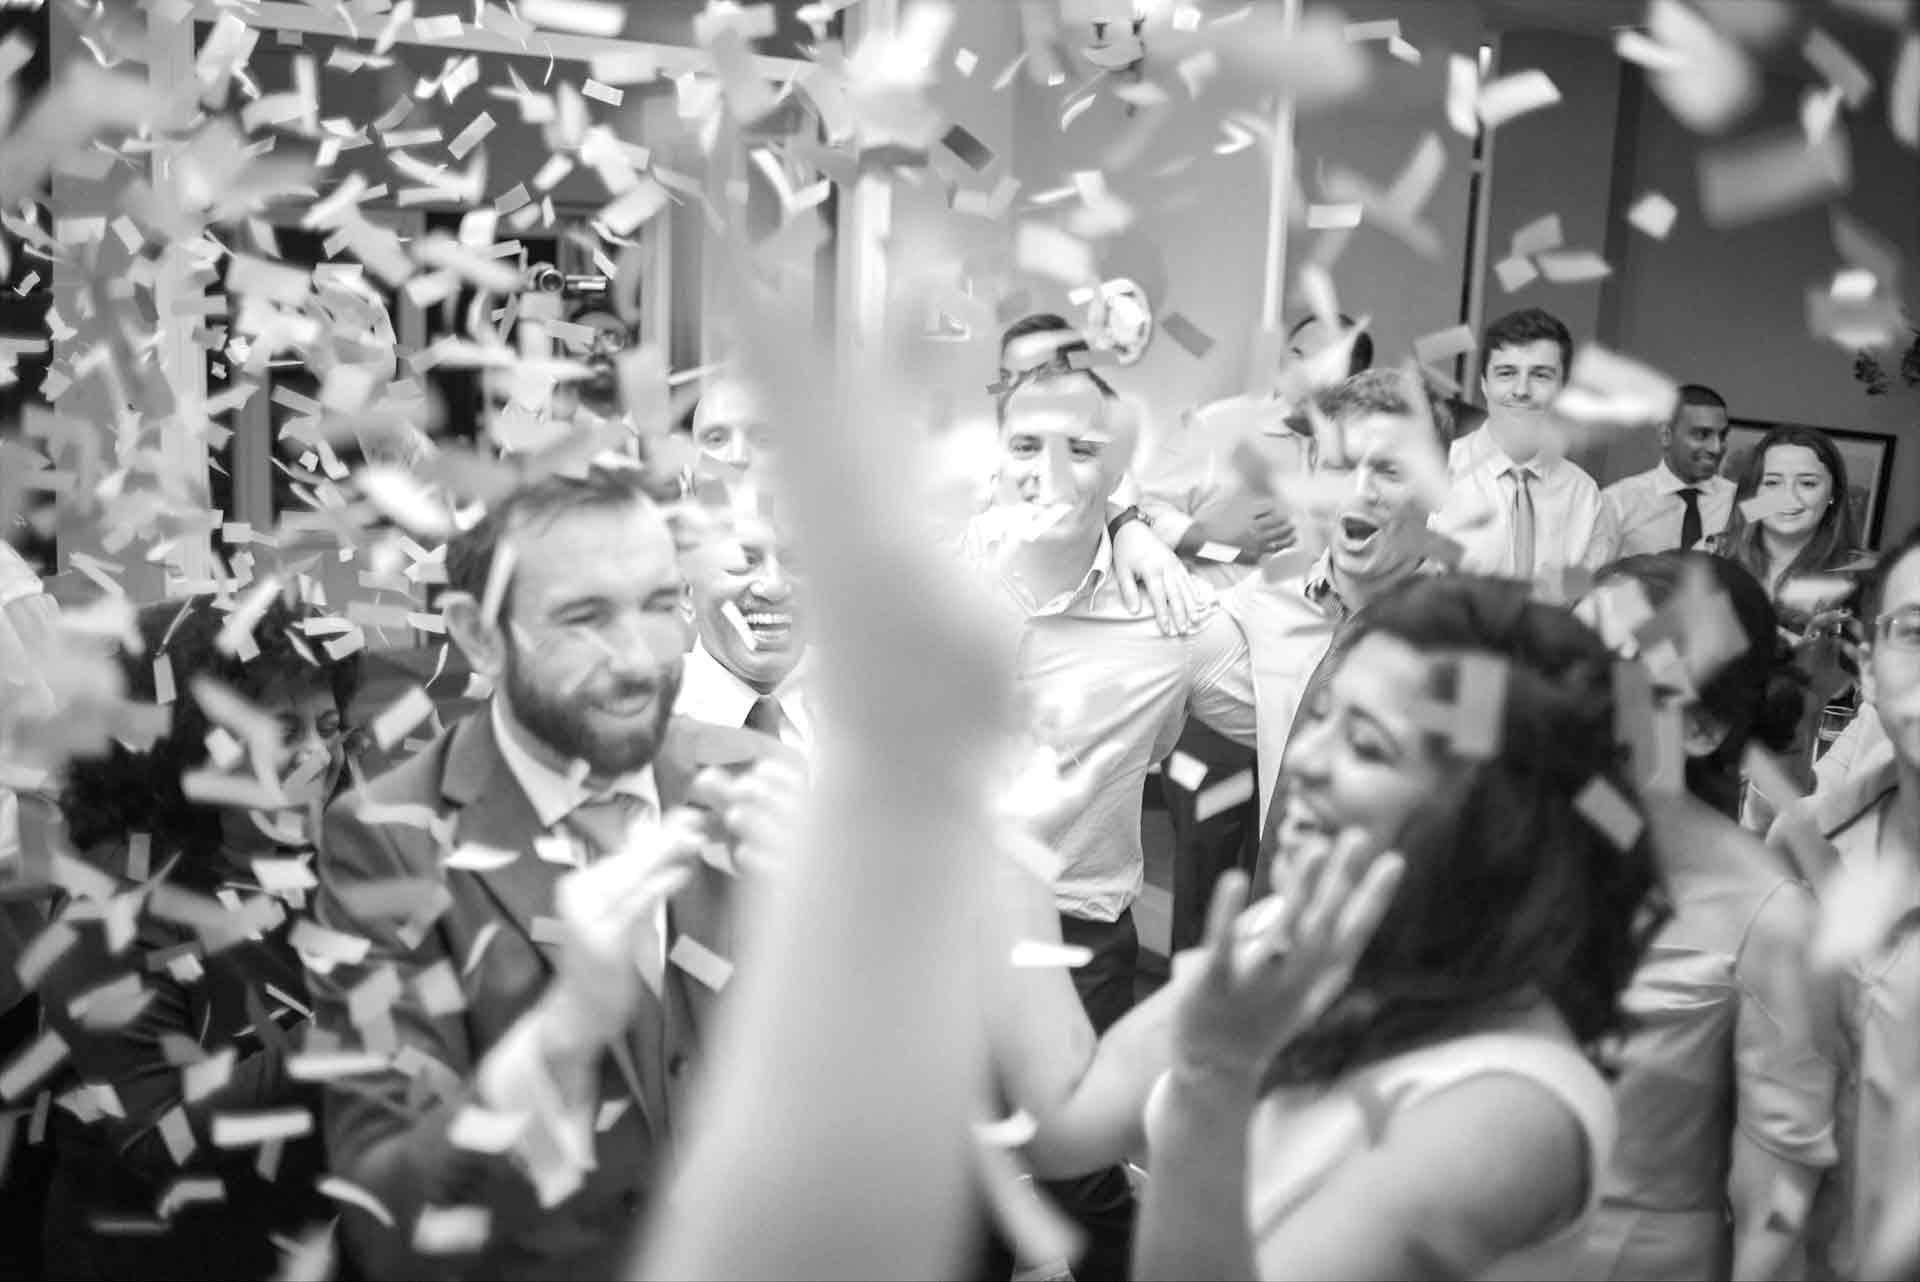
xmin=1267 ymin=575 xmax=1668 ymax=1087
xmin=58 ymin=595 xmax=362 ymax=870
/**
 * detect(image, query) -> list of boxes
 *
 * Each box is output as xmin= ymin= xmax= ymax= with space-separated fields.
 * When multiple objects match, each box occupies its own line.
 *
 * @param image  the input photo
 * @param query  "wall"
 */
xmin=1009 ymin=0 xmax=1486 ymax=445
xmin=1601 ymin=45 xmax=1920 ymax=548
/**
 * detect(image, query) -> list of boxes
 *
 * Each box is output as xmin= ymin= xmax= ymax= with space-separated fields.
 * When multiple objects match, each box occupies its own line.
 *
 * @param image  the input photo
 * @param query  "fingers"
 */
xmin=1117 ymin=567 xmax=1143 ymax=618
xmin=1333 ymin=853 xmax=1404 ymax=957
xmin=1201 ymin=869 xmax=1253 ymax=979
xmin=1144 ymin=573 xmax=1176 ymax=635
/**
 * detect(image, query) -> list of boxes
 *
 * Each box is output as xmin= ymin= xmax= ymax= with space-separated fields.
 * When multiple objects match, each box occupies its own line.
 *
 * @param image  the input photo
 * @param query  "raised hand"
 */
xmin=1173 ymin=832 xmax=1404 ymax=1078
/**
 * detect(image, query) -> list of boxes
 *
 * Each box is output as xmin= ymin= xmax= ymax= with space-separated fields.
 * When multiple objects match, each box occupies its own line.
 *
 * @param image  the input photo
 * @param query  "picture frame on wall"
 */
xmin=1722 ymin=419 xmax=1899 ymax=547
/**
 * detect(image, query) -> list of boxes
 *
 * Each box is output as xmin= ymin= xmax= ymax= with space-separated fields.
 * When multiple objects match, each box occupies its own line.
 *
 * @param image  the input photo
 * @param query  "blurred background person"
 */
xmin=1767 ymin=522 xmax=1920 ymax=1280
xmin=38 ymin=595 xmax=359 ymax=1281
xmin=1595 ymin=384 xmax=1736 ymax=560
xmin=1577 ymin=552 xmax=1833 ymax=1280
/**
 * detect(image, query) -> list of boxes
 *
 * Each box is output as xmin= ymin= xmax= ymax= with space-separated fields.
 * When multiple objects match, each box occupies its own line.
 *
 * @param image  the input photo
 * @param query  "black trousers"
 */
xmin=1162 ymin=720 xmax=1260 ymax=954
xmin=968 ymin=908 xmax=1141 ymax=1282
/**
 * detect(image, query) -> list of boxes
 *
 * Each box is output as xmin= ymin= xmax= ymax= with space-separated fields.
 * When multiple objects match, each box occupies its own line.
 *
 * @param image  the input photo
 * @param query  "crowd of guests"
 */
xmin=1 ymin=298 xmax=1917 ymax=1282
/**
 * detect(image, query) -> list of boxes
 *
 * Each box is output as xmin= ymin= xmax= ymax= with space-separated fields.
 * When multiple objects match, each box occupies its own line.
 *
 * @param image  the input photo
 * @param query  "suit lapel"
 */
xmin=441 ymin=713 xmax=568 ymax=974
xmin=439 ymin=711 xmax=674 ymax=1137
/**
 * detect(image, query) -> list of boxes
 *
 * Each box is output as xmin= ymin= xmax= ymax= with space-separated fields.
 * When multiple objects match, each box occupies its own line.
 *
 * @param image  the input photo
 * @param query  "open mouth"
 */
xmin=741 ymin=607 xmax=794 ymax=647
xmin=1337 ymin=515 xmax=1381 ymax=549
xmin=595 ymin=688 xmax=658 ymax=718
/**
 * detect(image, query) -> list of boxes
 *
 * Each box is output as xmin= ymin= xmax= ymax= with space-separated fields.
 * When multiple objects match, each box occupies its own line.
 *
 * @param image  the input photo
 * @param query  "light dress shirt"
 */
xmin=1434 ymin=427 xmax=1606 ymax=578
xmin=673 ymin=639 xmax=814 ymax=753
xmin=1595 ymin=461 xmax=1735 ymax=561
xmin=959 ymin=516 xmax=1257 ymax=921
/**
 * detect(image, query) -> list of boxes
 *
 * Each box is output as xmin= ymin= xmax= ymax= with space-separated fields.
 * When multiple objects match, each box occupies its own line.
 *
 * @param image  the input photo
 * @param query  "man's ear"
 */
xmin=442 ymin=591 xmax=507 ymax=681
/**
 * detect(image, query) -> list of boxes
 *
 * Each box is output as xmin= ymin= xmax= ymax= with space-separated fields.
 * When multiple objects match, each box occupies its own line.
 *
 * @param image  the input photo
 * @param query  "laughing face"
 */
xmin=691 ymin=513 xmax=805 ymax=693
xmin=493 ymin=503 xmax=692 ymax=781
xmin=995 ymin=375 xmax=1132 ymax=545
xmin=1318 ymin=412 xmax=1436 ymax=589
xmin=1271 ymin=632 xmax=1456 ymax=879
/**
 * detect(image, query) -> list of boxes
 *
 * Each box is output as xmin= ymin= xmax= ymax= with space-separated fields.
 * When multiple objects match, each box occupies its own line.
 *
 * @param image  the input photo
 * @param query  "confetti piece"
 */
xmin=1627 ymin=192 xmax=1678 ymax=239
xmin=414 ymin=1205 xmax=491 ymax=1255
xmin=288 ymin=919 xmax=370 ymax=968
xmin=1478 ymin=69 xmax=1562 ymax=129
xmin=1195 ymin=542 xmax=1242 ymax=565
xmin=445 ymin=844 xmax=521 ymax=873
xmin=1008 ymin=940 xmax=1094 ymax=969
xmin=1447 ymin=654 xmax=1510 ymax=759
xmin=941 ymin=123 xmax=995 ymax=171
xmin=1163 ymin=751 xmax=1208 ymax=792
xmin=519 ymin=0 xmax=624 ymax=37
xmin=157 ymin=1107 xmax=195 ymax=1165
xmin=1537 ymin=249 xmax=1611 ymax=283
xmin=581 ymin=80 xmax=624 ymax=107
xmin=1573 ymin=776 xmax=1644 ymax=850
xmin=1646 ymin=0 xmax=1757 ymax=135
xmin=1161 ymin=312 xmax=1215 ymax=359
xmin=1892 ymin=35 xmax=1920 ymax=149
xmin=415 ymin=960 xmax=468 ymax=1017
xmin=182 ymin=1048 xmax=238 ymax=1104
xmin=1803 ymin=28 xmax=1874 ymax=110
xmin=954 ymin=48 xmax=978 ymax=76
xmin=1413 ymin=324 xmax=1475 ymax=366
xmin=1195 ymin=769 xmax=1255 ymax=822
xmin=1494 ymin=255 xmax=1538 ymax=293
xmin=14 ymin=921 xmax=78 ymax=993
xmin=1738 ymin=487 xmax=1802 ymax=524
xmin=668 ymin=935 xmax=734 ymax=992
xmin=1307 ymin=203 xmax=1363 ymax=230
xmin=287 ymin=1051 xmax=390 ymax=1081
xmin=2 ymin=1033 xmax=70 ymax=1101
xmin=974 ymin=1109 xmax=1038 ymax=1147
xmin=318 ymin=1175 xmax=395 ymax=1227
xmin=1699 ymin=128 xmax=1850 ymax=229
xmin=449 ymin=1106 xmax=528 ymax=1154
xmin=370 ymin=686 xmax=434 ymax=751
xmin=447 ymin=113 xmax=496 ymax=161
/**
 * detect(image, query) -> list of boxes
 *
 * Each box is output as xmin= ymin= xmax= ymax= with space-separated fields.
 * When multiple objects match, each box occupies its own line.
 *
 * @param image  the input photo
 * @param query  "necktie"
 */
xmin=563 ymin=793 xmax=665 ymax=993
xmin=744 ymin=694 xmax=785 ymax=739
xmin=1677 ymin=487 xmax=1702 ymax=552
xmin=1510 ymin=467 xmax=1536 ymax=580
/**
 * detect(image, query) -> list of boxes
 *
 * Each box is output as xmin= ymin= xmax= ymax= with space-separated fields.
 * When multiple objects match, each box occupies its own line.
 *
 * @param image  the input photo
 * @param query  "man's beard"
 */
xmin=504 ymin=646 xmax=681 ymax=779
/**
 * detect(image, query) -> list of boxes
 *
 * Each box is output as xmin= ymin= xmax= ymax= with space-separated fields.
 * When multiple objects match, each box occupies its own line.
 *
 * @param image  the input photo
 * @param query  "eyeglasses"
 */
xmin=1874 ymin=605 xmax=1920 ymax=651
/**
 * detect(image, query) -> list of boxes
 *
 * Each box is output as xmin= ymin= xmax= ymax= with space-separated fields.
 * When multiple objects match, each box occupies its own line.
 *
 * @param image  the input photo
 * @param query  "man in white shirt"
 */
xmin=1594 ymin=384 xmax=1736 ymax=561
xmin=1434 ymin=307 xmax=1607 ymax=579
xmin=963 ymin=368 xmax=1258 ymax=1029
xmin=676 ymin=505 xmax=813 ymax=754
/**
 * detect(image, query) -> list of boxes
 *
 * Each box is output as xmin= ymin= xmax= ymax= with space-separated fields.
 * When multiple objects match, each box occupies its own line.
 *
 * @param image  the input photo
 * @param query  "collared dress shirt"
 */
xmin=673 ymin=640 xmax=815 ymax=753
xmin=1435 ymin=428 xmax=1607 ymax=578
xmin=959 ymin=517 xmax=1257 ymax=922
xmin=1596 ymin=461 xmax=1736 ymax=561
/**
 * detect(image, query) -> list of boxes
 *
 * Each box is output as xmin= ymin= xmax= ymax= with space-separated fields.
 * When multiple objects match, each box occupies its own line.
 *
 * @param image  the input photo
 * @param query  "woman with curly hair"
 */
xmin=1015 ymin=575 xmax=1665 ymax=1279
xmin=37 ymin=593 xmax=360 ymax=1281
xmin=1572 ymin=553 xmax=1834 ymax=1280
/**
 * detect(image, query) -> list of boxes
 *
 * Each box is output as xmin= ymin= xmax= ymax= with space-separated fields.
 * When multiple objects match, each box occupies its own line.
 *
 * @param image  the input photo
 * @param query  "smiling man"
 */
xmin=1435 ymin=307 xmax=1607 ymax=580
xmin=1595 ymin=384 xmax=1736 ymax=560
xmin=310 ymin=463 xmax=758 ymax=1279
xmin=677 ymin=504 xmax=812 ymax=752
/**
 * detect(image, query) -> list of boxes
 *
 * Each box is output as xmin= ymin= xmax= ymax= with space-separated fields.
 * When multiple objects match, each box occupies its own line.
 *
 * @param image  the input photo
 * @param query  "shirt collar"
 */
xmin=489 ymin=697 xmax=660 ymax=830
xmin=674 ymin=638 xmax=812 ymax=739
xmin=967 ymin=513 xmax=1114 ymax=617
xmin=1302 ymin=552 xmax=1348 ymax=618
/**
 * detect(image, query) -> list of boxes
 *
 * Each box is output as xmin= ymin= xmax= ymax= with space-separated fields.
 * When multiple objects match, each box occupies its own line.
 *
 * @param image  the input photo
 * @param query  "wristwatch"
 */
xmin=1106 ymin=504 xmax=1148 ymax=539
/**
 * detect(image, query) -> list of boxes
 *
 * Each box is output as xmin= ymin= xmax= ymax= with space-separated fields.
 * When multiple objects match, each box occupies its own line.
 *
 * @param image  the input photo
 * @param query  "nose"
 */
xmin=752 ymin=553 xmax=793 ymax=603
xmin=1281 ymin=707 xmax=1333 ymax=787
xmin=715 ymin=430 xmax=752 ymax=469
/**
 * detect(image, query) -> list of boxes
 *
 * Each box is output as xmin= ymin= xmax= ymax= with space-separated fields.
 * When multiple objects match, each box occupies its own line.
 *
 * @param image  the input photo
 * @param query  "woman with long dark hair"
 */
xmin=1716 ymin=426 xmax=1865 ymax=631
xmin=1020 ymin=575 xmax=1665 ymax=1278
xmin=37 ymin=594 xmax=360 ymax=1281
xmin=1716 ymin=425 xmax=1871 ymax=826
xmin=1572 ymin=553 xmax=1834 ymax=1279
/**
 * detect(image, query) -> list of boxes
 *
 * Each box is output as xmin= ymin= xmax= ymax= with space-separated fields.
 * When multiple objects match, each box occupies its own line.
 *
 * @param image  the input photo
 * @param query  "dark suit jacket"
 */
xmin=312 ymin=710 xmax=767 ymax=1281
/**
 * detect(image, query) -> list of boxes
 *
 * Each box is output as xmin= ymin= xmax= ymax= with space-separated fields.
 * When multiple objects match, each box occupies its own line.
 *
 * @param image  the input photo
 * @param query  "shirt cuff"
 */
xmin=476 ymin=1011 xmax=599 ymax=1209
